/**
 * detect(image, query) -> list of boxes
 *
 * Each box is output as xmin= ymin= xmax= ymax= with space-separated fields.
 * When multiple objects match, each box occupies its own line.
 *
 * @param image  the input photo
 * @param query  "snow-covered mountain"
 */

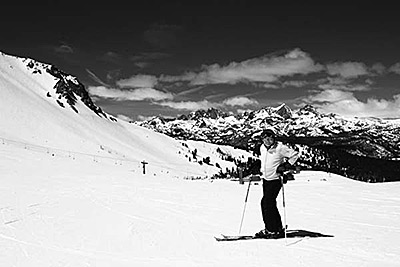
xmin=0 ymin=51 xmax=252 ymax=179
xmin=136 ymin=104 xmax=400 ymax=182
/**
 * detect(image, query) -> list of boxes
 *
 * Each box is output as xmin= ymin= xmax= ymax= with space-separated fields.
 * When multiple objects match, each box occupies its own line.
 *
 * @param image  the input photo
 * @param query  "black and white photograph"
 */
xmin=1 ymin=1 xmax=399 ymax=266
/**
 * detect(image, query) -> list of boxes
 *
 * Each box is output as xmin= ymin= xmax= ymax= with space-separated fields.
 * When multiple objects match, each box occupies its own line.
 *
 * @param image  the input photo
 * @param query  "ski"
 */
xmin=215 ymin=229 xmax=333 ymax=242
xmin=215 ymin=233 xmax=282 ymax=241
xmin=215 ymin=234 xmax=258 ymax=241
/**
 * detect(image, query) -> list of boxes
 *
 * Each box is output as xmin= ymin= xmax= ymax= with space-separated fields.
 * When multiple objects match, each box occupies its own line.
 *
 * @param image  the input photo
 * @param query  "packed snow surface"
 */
xmin=1 ymin=145 xmax=400 ymax=267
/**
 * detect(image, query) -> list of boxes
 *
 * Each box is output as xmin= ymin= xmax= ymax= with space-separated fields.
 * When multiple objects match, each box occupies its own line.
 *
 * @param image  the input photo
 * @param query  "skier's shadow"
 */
xmin=286 ymin=229 xmax=334 ymax=238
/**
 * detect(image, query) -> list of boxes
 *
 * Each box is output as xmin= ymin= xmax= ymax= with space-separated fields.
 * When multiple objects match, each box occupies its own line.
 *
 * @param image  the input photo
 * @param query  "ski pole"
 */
xmin=238 ymin=180 xmax=252 ymax=235
xmin=281 ymin=175 xmax=288 ymax=244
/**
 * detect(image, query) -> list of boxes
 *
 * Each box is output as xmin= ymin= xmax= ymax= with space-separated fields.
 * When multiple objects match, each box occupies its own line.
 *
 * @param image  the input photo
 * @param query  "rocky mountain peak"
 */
xmin=274 ymin=103 xmax=293 ymax=119
xmin=188 ymin=107 xmax=229 ymax=120
xmin=296 ymin=104 xmax=321 ymax=116
xmin=18 ymin=55 xmax=110 ymax=120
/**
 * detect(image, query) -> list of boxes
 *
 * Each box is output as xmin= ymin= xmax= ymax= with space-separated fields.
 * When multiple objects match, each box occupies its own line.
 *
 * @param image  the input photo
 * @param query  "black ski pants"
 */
xmin=261 ymin=179 xmax=283 ymax=232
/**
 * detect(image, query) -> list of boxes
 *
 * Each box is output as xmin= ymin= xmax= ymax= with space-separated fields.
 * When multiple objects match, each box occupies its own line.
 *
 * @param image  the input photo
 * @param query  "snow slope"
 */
xmin=1 ymin=145 xmax=400 ymax=267
xmin=1 ymin=51 xmax=400 ymax=266
xmin=0 ymin=51 xmax=250 ymax=178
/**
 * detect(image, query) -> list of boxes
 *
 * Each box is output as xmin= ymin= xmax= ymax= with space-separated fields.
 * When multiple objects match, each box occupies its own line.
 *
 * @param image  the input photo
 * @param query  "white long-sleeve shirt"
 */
xmin=260 ymin=141 xmax=299 ymax=181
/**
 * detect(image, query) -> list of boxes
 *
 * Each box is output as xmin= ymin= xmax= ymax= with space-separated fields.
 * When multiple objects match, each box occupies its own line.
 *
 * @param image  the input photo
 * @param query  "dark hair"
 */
xmin=260 ymin=129 xmax=276 ymax=138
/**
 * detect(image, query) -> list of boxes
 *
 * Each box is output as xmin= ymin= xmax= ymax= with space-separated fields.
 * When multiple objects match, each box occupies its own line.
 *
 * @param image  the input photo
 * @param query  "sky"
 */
xmin=1 ymin=1 xmax=400 ymax=120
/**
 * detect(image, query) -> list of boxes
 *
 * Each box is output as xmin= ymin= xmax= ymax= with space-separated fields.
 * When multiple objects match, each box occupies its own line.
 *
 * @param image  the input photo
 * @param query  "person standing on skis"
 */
xmin=255 ymin=128 xmax=299 ymax=238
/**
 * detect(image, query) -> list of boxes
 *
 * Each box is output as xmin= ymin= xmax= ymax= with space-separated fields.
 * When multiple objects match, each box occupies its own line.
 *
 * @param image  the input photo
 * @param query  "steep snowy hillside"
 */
xmin=0 ymin=51 xmax=251 ymax=178
xmin=136 ymin=104 xmax=400 ymax=182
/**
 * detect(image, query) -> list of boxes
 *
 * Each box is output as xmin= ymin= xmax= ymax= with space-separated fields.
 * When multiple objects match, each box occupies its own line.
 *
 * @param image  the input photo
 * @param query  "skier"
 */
xmin=254 ymin=128 xmax=299 ymax=238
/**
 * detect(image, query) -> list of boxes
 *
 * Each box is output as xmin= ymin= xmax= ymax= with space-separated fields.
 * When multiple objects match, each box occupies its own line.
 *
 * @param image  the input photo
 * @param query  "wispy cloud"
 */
xmin=54 ymin=44 xmax=74 ymax=54
xmin=130 ymin=52 xmax=171 ymax=69
xmin=326 ymin=62 xmax=369 ymax=78
xmin=158 ymin=100 xmax=215 ymax=111
xmin=131 ymin=52 xmax=171 ymax=61
xmin=371 ymin=63 xmax=386 ymax=75
xmin=116 ymin=74 xmax=158 ymax=88
xmin=304 ymin=89 xmax=354 ymax=103
xmin=137 ymin=115 xmax=156 ymax=121
xmin=222 ymin=96 xmax=258 ymax=107
xmin=86 ymin=69 xmax=109 ymax=86
xmin=281 ymin=80 xmax=309 ymax=88
xmin=389 ymin=62 xmax=400 ymax=74
xmin=156 ymin=96 xmax=259 ymax=111
xmin=116 ymin=114 xmax=133 ymax=122
xmin=318 ymin=82 xmax=371 ymax=92
xmin=88 ymin=86 xmax=173 ymax=101
xmin=176 ymin=86 xmax=206 ymax=96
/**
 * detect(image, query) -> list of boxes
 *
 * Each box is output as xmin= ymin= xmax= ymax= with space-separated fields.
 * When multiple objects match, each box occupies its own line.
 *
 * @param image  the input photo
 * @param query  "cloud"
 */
xmin=318 ymin=83 xmax=371 ymax=92
xmin=130 ymin=52 xmax=171 ymax=69
xmin=116 ymin=75 xmax=158 ymax=88
xmin=54 ymin=44 xmax=74 ymax=54
xmin=86 ymin=69 xmax=109 ymax=86
xmin=131 ymin=52 xmax=171 ymax=61
xmin=305 ymin=89 xmax=354 ymax=103
xmin=317 ymin=76 xmax=372 ymax=92
xmin=222 ymin=96 xmax=258 ymax=107
xmin=281 ymin=80 xmax=309 ymax=88
xmin=157 ymin=100 xmax=215 ymax=111
xmin=134 ymin=62 xmax=152 ymax=69
xmin=303 ymin=90 xmax=400 ymax=118
xmin=106 ymin=69 xmax=122 ymax=83
xmin=88 ymin=86 xmax=173 ymax=101
xmin=371 ymin=63 xmax=386 ymax=75
xmin=389 ymin=62 xmax=400 ymax=74
xmin=116 ymin=114 xmax=133 ymax=122
xmin=326 ymin=62 xmax=369 ymax=78
xmin=176 ymin=86 xmax=206 ymax=96
xmin=137 ymin=115 xmax=155 ymax=121
xmin=153 ymin=96 xmax=259 ymax=111
xmin=160 ymin=48 xmax=323 ymax=86
xmin=159 ymin=72 xmax=197 ymax=83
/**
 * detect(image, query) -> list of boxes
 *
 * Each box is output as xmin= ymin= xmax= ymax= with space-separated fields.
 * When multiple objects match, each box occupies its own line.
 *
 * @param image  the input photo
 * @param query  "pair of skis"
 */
xmin=215 ymin=232 xmax=286 ymax=242
xmin=215 ymin=229 xmax=334 ymax=241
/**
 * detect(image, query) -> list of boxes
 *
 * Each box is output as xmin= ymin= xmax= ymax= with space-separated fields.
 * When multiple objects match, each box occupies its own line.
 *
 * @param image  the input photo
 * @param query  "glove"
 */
xmin=282 ymin=172 xmax=294 ymax=184
xmin=277 ymin=162 xmax=296 ymax=184
xmin=249 ymin=175 xmax=261 ymax=182
xmin=276 ymin=162 xmax=295 ymax=175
